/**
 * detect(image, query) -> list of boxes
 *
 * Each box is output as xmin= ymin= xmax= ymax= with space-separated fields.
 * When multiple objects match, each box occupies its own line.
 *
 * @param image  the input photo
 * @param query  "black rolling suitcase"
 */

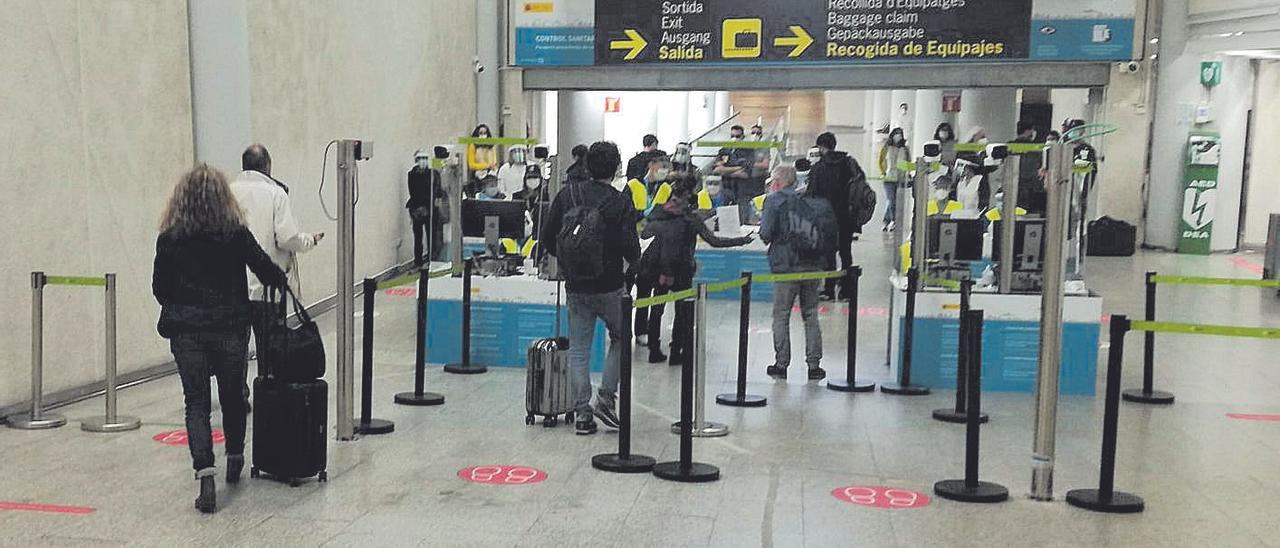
xmin=525 ymin=281 xmax=575 ymax=427
xmin=250 ymin=286 xmax=328 ymax=486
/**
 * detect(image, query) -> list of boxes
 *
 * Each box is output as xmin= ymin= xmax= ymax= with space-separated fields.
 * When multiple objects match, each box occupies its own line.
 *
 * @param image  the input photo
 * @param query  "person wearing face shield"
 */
xmin=878 ymin=128 xmax=910 ymax=231
xmin=949 ymin=158 xmax=990 ymax=215
xmin=407 ymin=150 xmax=446 ymax=266
xmin=1013 ymin=120 xmax=1047 ymax=214
xmin=696 ymin=176 xmax=736 ymax=210
xmin=741 ymin=124 xmax=771 ymax=201
xmin=670 ymin=142 xmax=694 ymax=175
xmin=497 ymin=145 xmax=529 ymax=197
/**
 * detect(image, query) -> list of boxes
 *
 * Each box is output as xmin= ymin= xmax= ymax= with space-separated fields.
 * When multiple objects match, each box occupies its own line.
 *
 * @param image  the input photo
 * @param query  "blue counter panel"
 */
xmin=427 ymin=300 xmax=606 ymax=371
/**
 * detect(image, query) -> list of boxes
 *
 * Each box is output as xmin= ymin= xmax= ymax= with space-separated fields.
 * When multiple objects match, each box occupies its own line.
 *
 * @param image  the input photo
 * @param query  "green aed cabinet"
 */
xmin=1177 ymin=132 xmax=1222 ymax=255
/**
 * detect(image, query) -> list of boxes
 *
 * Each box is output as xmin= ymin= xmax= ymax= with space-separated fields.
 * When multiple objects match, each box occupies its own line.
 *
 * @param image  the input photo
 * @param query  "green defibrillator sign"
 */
xmin=1177 ymin=132 xmax=1221 ymax=255
xmin=1200 ymin=61 xmax=1223 ymax=87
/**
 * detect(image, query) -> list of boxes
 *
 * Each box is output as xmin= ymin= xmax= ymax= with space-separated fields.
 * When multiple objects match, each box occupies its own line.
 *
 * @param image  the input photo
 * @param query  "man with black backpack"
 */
xmin=807 ymin=132 xmax=875 ymax=300
xmin=540 ymin=141 xmax=640 ymax=436
xmin=760 ymin=165 xmax=838 ymax=381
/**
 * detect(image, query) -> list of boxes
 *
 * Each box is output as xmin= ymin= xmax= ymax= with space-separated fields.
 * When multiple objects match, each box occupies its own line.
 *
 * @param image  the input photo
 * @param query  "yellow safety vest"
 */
xmin=697 ymin=190 xmax=713 ymax=210
xmin=627 ymin=179 xmax=648 ymax=212
xmin=652 ymin=182 xmax=673 ymax=206
xmin=520 ymin=239 xmax=537 ymax=258
xmin=499 ymin=238 xmax=520 ymax=255
xmin=752 ymin=194 xmax=766 ymax=212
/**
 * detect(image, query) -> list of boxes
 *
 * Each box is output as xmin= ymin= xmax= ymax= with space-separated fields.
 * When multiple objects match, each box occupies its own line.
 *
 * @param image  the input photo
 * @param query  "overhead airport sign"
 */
xmin=513 ymin=0 xmax=1136 ymax=66
xmin=597 ymin=0 xmax=1031 ymax=64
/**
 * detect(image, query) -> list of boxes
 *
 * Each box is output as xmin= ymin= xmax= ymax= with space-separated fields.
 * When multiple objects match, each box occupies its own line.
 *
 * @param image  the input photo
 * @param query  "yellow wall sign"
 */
xmin=522 ymin=2 xmax=553 ymax=13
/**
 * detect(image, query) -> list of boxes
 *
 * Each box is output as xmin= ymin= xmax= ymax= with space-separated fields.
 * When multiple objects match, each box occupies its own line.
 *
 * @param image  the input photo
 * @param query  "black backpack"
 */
xmin=846 ymin=160 xmax=877 ymax=229
xmin=782 ymin=194 xmax=838 ymax=259
xmin=556 ymin=185 xmax=607 ymax=282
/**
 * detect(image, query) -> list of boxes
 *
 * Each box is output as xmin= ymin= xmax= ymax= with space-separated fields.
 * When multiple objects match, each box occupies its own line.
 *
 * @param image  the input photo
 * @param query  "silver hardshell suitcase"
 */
xmin=525 ymin=281 xmax=574 ymax=427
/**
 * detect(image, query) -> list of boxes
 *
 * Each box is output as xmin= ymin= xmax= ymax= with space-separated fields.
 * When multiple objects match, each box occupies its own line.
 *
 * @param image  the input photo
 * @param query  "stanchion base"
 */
xmin=1121 ymin=389 xmax=1174 ymax=405
xmin=652 ymin=461 xmax=720 ymax=483
xmin=6 ymin=413 xmax=67 ymax=430
xmin=826 ymin=379 xmax=877 ymax=393
xmin=880 ymin=383 xmax=931 ymax=396
xmin=354 ymin=418 xmax=395 ymax=435
xmin=81 ymin=415 xmax=142 ymax=433
xmin=394 ymin=391 xmax=446 ymax=406
xmin=443 ymin=363 xmax=488 ymax=375
xmin=934 ymin=479 xmax=1009 ymax=503
xmin=1065 ymin=489 xmax=1145 ymax=514
xmin=931 ymin=408 xmax=989 ymax=424
xmin=715 ymin=393 xmax=767 ymax=407
xmin=671 ymin=421 xmax=730 ymax=437
xmin=592 ymin=453 xmax=656 ymax=473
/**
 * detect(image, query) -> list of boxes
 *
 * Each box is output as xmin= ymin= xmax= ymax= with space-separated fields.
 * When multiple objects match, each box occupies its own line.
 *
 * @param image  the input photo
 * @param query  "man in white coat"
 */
xmin=230 ymin=144 xmax=323 ymax=405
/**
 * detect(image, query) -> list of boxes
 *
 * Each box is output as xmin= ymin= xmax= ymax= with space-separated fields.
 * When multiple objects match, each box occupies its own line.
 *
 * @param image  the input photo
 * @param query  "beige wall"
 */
xmin=1096 ymin=65 xmax=1151 ymax=235
xmin=1242 ymin=60 xmax=1280 ymax=246
xmin=0 ymin=1 xmax=194 ymax=407
xmin=246 ymin=0 xmax=478 ymax=301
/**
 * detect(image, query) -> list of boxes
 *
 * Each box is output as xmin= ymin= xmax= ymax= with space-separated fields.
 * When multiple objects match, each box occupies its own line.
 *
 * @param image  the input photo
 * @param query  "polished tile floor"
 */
xmin=3 ymin=234 xmax=1279 ymax=547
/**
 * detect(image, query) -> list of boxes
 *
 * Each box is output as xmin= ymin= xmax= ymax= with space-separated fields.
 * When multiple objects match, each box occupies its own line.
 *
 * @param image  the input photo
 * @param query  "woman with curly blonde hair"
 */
xmin=152 ymin=164 xmax=286 ymax=513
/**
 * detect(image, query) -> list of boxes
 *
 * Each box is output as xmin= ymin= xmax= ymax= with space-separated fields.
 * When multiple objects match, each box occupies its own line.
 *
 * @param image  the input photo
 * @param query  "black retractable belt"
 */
xmin=716 ymin=271 xmax=768 ymax=407
xmin=395 ymin=268 xmax=446 ymax=406
xmin=445 ymin=257 xmax=488 ymax=375
xmin=827 ymin=266 xmax=875 ymax=393
xmin=881 ymin=267 xmax=930 ymax=396
xmin=355 ymin=278 xmax=394 ymax=435
xmin=934 ymin=310 xmax=1007 ymax=503
xmin=593 ymin=295 xmax=656 ymax=473
xmin=933 ymin=280 xmax=988 ymax=423
xmin=1066 ymin=315 xmax=1145 ymax=513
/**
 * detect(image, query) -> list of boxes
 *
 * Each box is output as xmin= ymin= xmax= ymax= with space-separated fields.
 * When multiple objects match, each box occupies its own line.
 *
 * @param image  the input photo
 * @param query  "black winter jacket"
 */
xmin=638 ymin=205 xmax=752 ymax=281
xmin=807 ymin=151 xmax=869 ymax=234
xmin=152 ymin=227 xmax=287 ymax=338
xmin=540 ymin=178 xmax=641 ymax=294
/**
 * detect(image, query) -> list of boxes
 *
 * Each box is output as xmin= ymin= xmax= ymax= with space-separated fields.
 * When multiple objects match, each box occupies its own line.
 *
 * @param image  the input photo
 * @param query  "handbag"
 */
xmin=261 ymin=286 xmax=326 ymax=381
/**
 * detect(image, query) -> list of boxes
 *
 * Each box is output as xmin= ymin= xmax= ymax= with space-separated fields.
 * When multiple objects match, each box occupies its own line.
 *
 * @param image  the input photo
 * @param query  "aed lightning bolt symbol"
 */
xmin=1191 ymin=195 xmax=1209 ymax=226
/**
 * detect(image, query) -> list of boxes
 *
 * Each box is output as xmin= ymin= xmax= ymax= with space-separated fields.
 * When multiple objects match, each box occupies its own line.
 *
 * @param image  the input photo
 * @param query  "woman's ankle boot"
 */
xmin=195 ymin=476 xmax=216 ymax=513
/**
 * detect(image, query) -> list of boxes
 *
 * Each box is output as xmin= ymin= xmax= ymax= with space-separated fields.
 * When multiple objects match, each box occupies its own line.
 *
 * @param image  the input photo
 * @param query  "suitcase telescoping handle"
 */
xmin=554 ymin=280 xmax=562 ymax=338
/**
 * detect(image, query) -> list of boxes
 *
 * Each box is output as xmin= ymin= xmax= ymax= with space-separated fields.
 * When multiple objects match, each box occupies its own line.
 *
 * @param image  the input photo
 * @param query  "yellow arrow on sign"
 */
xmin=610 ymin=29 xmax=648 ymax=61
xmin=773 ymin=25 xmax=813 ymax=57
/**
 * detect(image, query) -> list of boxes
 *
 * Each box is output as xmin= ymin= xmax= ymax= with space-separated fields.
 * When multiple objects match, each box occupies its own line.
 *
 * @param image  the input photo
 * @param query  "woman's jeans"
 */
xmin=882 ymin=181 xmax=898 ymax=225
xmin=170 ymin=330 xmax=249 ymax=477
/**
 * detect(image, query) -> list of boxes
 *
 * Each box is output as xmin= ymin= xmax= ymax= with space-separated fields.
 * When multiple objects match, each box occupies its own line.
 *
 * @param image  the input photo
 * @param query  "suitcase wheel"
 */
xmin=543 ymin=416 xmax=558 ymax=428
xmin=250 ymin=467 xmax=260 ymax=478
xmin=525 ymin=414 xmax=536 ymax=426
xmin=318 ymin=471 xmax=328 ymax=483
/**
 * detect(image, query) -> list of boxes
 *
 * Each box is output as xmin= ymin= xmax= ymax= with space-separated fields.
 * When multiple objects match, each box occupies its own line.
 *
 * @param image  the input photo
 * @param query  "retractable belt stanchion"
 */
xmin=593 ymin=295 xmax=656 ymax=473
xmin=82 ymin=273 xmax=141 ymax=433
xmin=934 ymin=310 xmax=1007 ymax=503
xmin=444 ymin=258 xmax=487 ymax=375
xmin=828 ymin=266 xmax=875 ymax=393
xmin=671 ymin=284 xmax=729 ymax=437
xmin=395 ymin=269 xmax=446 ymax=406
xmin=881 ymin=267 xmax=930 ymax=395
xmin=1066 ymin=314 xmax=1145 ymax=513
xmin=716 ymin=271 xmax=767 ymax=407
xmin=9 ymin=272 xmax=68 ymax=430
xmin=355 ymin=278 xmax=394 ymax=435
xmin=933 ymin=280 xmax=988 ymax=423
xmin=654 ymin=284 xmax=721 ymax=483
xmin=1122 ymin=271 xmax=1175 ymax=405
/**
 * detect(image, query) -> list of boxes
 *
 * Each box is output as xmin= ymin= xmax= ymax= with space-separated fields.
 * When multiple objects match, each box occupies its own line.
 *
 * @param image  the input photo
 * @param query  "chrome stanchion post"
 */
xmin=1123 ymin=272 xmax=1174 ymax=404
xmin=1066 ymin=315 xmax=1145 ymax=513
xmin=10 ymin=272 xmax=66 ymax=429
xmin=672 ymin=284 xmax=728 ymax=437
xmin=1030 ymin=142 xmax=1071 ymax=500
xmin=83 ymin=274 xmax=141 ymax=433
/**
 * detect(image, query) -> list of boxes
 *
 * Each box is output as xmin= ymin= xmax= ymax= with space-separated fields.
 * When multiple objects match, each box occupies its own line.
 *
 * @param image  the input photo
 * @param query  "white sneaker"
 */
xmin=636 ymin=334 xmax=648 ymax=346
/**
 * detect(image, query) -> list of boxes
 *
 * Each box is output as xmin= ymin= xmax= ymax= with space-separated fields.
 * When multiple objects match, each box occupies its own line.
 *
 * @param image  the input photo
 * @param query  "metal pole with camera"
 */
xmin=335 ymin=139 xmax=373 ymax=441
xmin=1030 ymin=140 xmax=1071 ymax=500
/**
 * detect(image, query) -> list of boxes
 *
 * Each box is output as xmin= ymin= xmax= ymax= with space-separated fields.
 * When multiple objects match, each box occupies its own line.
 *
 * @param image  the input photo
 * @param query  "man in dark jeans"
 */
xmin=807 ymin=132 xmax=870 ymax=300
xmin=541 ymin=141 xmax=641 ymax=436
xmin=407 ymin=150 xmax=446 ymax=266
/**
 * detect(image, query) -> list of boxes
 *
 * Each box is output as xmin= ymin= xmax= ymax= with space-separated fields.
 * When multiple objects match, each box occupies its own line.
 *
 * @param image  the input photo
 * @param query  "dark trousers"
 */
xmin=646 ymin=275 xmax=693 ymax=355
xmin=634 ymin=278 xmax=653 ymax=336
xmin=412 ymin=216 xmax=444 ymax=265
xmin=824 ymin=233 xmax=854 ymax=296
xmin=171 ymin=330 xmax=250 ymax=474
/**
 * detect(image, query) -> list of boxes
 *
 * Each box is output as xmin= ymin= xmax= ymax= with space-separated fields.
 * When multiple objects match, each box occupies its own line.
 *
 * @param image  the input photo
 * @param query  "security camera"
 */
xmin=1121 ymin=61 xmax=1141 ymax=74
xmin=986 ymin=143 xmax=1009 ymax=161
xmin=473 ymin=58 xmax=486 ymax=74
xmin=533 ymin=146 xmax=550 ymax=160
xmin=433 ymin=145 xmax=454 ymax=160
xmin=923 ymin=140 xmax=942 ymax=162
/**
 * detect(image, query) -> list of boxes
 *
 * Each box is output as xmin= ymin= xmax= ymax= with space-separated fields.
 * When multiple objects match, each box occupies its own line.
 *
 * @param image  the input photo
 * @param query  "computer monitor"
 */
xmin=992 ymin=218 xmax=1047 ymax=271
xmin=462 ymin=199 xmax=525 ymax=239
xmin=927 ymin=217 xmax=984 ymax=263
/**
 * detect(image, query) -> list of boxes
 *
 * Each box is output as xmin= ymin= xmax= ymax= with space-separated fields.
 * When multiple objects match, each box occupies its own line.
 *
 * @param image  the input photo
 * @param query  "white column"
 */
xmin=913 ymin=89 xmax=950 ymax=156
xmin=957 ymin=88 xmax=1019 ymax=143
xmin=475 ymin=1 xmax=501 ymax=131
xmin=865 ymin=92 xmax=879 ymax=165
xmin=556 ymin=91 xmax=605 ymax=177
xmin=1146 ymin=0 xmax=1191 ymax=249
xmin=870 ymin=90 xmax=892 ymax=143
xmin=187 ymin=0 xmax=251 ymax=174
xmin=890 ymin=90 xmax=916 ymax=140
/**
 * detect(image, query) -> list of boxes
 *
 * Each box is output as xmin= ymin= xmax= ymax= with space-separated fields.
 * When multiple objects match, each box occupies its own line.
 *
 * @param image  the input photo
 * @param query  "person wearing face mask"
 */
xmin=514 ymin=165 xmax=551 ymax=242
xmin=496 ymin=145 xmax=529 ymax=197
xmin=714 ymin=125 xmax=752 ymax=196
xmin=933 ymin=122 xmax=958 ymax=166
xmin=407 ymin=150 xmax=447 ymax=266
xmin=949 ymin=158 xmax=990 ymax=216
xmin=697 ymin=177 xmax=736 ymax=210
xmin=474 ymin=174 xmax=507 ymax=201
xmin=742 ymin=124 xmax=771 ymax=201
xmin=467 ymin=124 xmax=498 ymax=182
xmin=877 ymin=128 xmax=910 ymax=232
xmin=638 ymin=182 xmax=753 ymax=364
xmin=806 ymin=132 xmax=873 ymax=300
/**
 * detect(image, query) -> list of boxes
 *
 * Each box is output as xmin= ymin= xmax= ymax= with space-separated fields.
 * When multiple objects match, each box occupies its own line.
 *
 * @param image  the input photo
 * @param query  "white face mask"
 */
xmin=525 ymin=178 xmax=541 ymax=190
xmin=655 ymin=168 xmax=671 ymax=181
xmin=706 ymin=184 xmax=721 ymax=196
xmin=796 ymin=172 xmax=809 ymax=191
xmin=939 ymin=130 xmax=952 ymax=140
xmin=483 ymin=185 xmax=500 ymax=197
xmin=417 ymin=159 xmax=429 ymax=170
xmin=978 ymin=137 xmax=990 ymax=145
